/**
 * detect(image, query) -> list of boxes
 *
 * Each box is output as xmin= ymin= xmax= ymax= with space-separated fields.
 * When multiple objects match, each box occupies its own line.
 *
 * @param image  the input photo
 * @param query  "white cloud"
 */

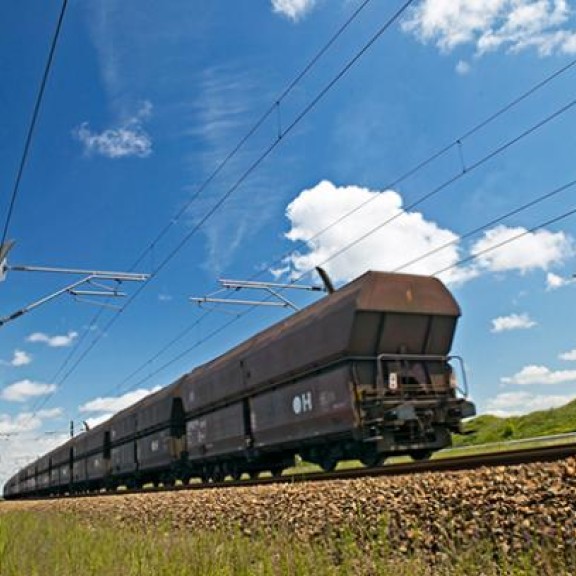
xmin=0 ymin=408 xmax=64 ymax=491
xmin=278 ymin=182 xmax=575 ymax=288
xmin=79 ymin=386 xmax=161 ymax=415
xmin=272 ymin=0 xmax=316 ymax=20
xmin=485 ymin=390 xmax=576 ymax=416
xmin=74 ymin=101 xmax=153 ymax=159
xmin=0 ymin=380 xmax=58 ymax=403
xmin=187 ymin=67 xmax=284 ymax=274
xmin=403 ymin=0 xmax=576 ymax=57
xmin=470 ymin=225 xmax=573 ymax=274
xmin=501 ymin=364 xmax=576 ymax=385
xmin=0 ymin=429 xmax=69 ymax=491
xmin=0 ymin=414 xmax=41 ymax=435
xmin=36 ymin=408 xmax=63 ymax=420
xmin=3 ymin=350 xmax=32 ymax=367
xmin=546 ymin=272 xmax=571 ymax=290
xmin=83 ymin=414 xmax=114 ymax=430
xmin=280 ymin=180 xmax=470 ymax=285
xmin=490 ymin=312 xmax=537 ymax=332
xmin=559 ymin=348 xmax=576 ymax=361
xmin=0 ymin=409 xmax=62 ymax=435
xmin=27 ymin=331 xmax=78 ymax=348
xmin=456 ymin=59 xmax=471 ymax=74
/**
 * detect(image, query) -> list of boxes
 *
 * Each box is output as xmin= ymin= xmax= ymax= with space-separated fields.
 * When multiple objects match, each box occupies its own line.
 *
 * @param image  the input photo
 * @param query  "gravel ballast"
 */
xmin=2 ymin=458 xmax=576 ymax=555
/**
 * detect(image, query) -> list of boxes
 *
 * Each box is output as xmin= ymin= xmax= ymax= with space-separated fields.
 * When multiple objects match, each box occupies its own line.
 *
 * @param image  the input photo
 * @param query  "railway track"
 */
xmin=27 ymin=441 xmax=576 ymax=500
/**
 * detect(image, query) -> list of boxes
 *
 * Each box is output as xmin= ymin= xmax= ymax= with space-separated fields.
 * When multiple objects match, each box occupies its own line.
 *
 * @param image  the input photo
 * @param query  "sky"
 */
xmin=1 ymin=0 xmax=576 ymax=485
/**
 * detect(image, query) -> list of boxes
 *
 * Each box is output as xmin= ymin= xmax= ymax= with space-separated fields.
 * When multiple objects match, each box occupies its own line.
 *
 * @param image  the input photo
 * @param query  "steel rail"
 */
xmin=14 ymin=442 xmax=576 ymax=501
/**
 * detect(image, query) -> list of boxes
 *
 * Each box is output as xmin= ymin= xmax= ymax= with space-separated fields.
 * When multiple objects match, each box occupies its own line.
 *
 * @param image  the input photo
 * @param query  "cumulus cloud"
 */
xmin=83 ymin=414 xmax=114 ymax=430
xmin=0 ymin=408 xmax=62 ymax=435
xmin=456 ymin=60 xmax=471 ymax=74
xmin=272 ymin=0 xmax=316 ymax=20
xmin=279 ymin=180 xmax=470 ymax=285
xmin=403 ymin=0 xmax=576 ymax=57
xmin=79 ymin=387 xmax=162 ymax=416
xmin=0 ymin=380 xmax=57 ymax=403
xmin=470 ymin=225 xmax=573 ymax=274
xmin=485 ymin=390 xmax=575 ymax=416
xmin=278 ymin=181 xmax=574 ymax=287
xmin=501 ymin=364 xmax=576 ymax=385
xmin=27 ymin=331 xmax=78 ymax=348
xmin=559 ymin=348 xmax=576 ymax=361
xmin=546 ymin=272 xmax=572 ymax=290
xmin=36 ymin=408 xmax=64 ymax=420
xmin=74 ymin=101 xmax=153 ymax=159
xmin=3 ymin=350 xmax=31 ymax=367
xmin=490 ymin=312 xmax=537 ymax=333
xmin=0 ymin=428 xmax=68 ymax=489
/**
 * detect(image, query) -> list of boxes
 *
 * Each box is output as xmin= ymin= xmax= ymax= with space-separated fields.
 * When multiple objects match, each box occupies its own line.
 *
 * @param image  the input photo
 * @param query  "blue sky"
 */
xmin=2 ymin=0 xmax=576 ymax=483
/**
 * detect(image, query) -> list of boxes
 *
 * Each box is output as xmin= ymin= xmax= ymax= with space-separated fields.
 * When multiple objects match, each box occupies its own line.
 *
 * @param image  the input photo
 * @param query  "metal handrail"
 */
xmin=376 ymin=352 xmax=469 ymax=397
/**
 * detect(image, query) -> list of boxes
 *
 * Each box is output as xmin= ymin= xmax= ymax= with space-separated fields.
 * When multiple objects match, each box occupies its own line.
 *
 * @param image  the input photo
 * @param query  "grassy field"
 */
xmin=0 ymin=510 xmax=574 ymax=575
xmin=453 ymin=399 xmax=576 ymax=446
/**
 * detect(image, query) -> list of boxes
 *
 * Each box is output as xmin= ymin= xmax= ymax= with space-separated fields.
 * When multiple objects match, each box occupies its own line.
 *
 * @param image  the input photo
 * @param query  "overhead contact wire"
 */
xmin=129 ymin=0 xmax=375 ymax=271
xmin=33 ymin=0 xmax=411 ymax=412
xmin=128 ymin=180 xmax=576 ymax=393
xmin=110 ymin=55 xmax=576 ymax=392
xmin=393 ymin=178 xmax=576 ymax=274
xmin=0 ymin=0 xmax=69 ymax=247
xmin=37 ymin=0 xmax=378 ymax=408
xmin=118 ymin=96 xmax=576 ymax=394
xmin=308 ymin=95 xmax=576 ymax=275
xmin=432 ymin=205 xmax=576 ymax=277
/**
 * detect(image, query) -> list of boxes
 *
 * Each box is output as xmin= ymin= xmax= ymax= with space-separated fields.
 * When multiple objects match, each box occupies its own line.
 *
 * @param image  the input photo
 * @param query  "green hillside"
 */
xmin=453 ymin=398 xmax=576 ymax=446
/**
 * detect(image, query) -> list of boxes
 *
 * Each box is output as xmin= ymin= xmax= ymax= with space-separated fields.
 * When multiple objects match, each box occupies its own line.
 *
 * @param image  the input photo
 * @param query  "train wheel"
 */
xmin=249 ymin=470 xmax=260 ymax=480
xmin=320 ymin=455 xmax=338 ymax=473
xmin=270 ymin=466 xmax=283 ymax=478
xmin=231 ymin=468 xmax=242 ymax=481
xmin=411 ymin=450 xmax=432 ymax=461
xmin=360 ymin=453 xmax=384 ymax=468
xmin=211 ymin=466 xmax=225 ymax=483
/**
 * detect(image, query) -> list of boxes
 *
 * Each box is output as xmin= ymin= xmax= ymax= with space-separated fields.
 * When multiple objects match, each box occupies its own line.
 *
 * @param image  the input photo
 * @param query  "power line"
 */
xmin=286 ymin=55 xmax=576 ymax=253
xmin=393 ymin=178 xmax=576 ymax=274
xmin=31 ymin=0 xmax=378 ymax=413
xmin=109 ymin=62 xmax=576 ymax=396
xmin=1 ymin=0 xmax=69 ymax=247
xmin=432 ymin=205 xmax=576 ymax=278
xmin=36 ymin=1 xmax=576 ymax=411
xmin=307 ymin=94 xmax=576 ymax=276
xmin=123 ymin=183 xmax=576 ymax=394
xmin=129 ymin=0 xmax=375 ymax=271
xmin=30 ymin=0 xmax=413 ymax=414
xmin=130 ymin=0 xmax=415 ymax=286
xmin=116 ymin=100 xmax=576 ymax=396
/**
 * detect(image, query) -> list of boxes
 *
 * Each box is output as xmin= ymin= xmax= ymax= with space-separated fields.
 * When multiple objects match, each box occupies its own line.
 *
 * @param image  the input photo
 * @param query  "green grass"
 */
xmin=453 ymin=399 xmax=576 ymax=447
xmin=0 ymin=511 xmax=574 ymax=575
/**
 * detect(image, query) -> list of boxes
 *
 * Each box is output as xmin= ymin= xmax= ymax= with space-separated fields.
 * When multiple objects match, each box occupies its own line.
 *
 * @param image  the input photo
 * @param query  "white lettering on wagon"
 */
xmin=292 ymin=392 xmax=313 ymax=415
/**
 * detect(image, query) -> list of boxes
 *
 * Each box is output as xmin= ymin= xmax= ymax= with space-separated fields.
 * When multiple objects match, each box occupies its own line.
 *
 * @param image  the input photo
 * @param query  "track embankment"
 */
xmin=3 ymin=456 xmax=576 ymax=556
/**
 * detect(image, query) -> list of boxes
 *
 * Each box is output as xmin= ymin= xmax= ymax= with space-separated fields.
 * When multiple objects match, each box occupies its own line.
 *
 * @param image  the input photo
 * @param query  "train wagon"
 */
xmin=3 ymin=271 xmax=475 ymax=497
xmin=177 ymin=271 xmax=475 ymax=478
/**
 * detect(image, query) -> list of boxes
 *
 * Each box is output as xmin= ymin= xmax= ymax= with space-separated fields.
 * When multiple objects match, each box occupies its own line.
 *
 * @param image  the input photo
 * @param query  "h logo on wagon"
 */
xmin=292 ymin=392 xmax=313 ymax=415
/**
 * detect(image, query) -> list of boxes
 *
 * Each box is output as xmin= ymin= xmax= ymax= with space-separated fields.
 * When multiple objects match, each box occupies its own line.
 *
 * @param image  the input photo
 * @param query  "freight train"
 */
xmin=3 ymin=271 xmax=475 ymax=498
